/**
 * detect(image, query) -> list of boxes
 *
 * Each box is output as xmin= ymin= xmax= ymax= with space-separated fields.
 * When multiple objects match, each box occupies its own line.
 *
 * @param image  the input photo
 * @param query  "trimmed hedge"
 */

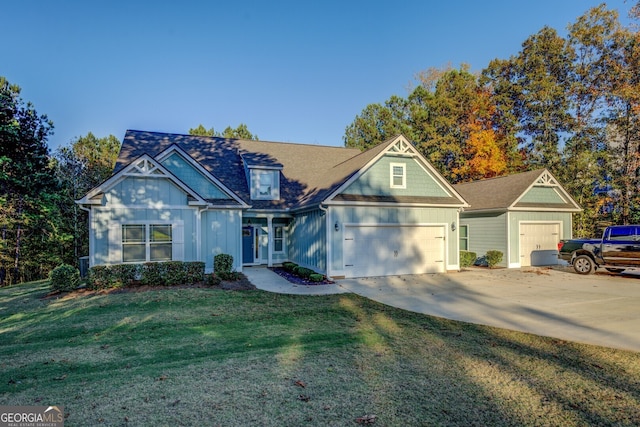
xmin=282 ymin=262 xmax=298 ymax=272
xmin=486 ymin=250 xmax=504 ymax=268
xmin=460 ymin=251 xmax=477 ymax=268
xmin=309 ymin=273 xmax=324 ymax=282
xmin=87 ymin=261 xmax=205 ymax=290
xmin=214 ymin=254 xmax=234 ymax=274
xmin=49 ymin=264 xmax=80 ymax=292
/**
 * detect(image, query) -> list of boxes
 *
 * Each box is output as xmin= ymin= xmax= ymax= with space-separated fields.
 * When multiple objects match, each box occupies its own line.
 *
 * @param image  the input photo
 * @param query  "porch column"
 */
xmin=267 ymin=215 xmax=273 ymax=267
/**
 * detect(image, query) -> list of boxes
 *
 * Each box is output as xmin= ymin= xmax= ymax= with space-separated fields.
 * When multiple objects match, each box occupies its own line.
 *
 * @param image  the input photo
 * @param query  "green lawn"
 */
xmin=1 ymin=281 xmax=639 ymax=426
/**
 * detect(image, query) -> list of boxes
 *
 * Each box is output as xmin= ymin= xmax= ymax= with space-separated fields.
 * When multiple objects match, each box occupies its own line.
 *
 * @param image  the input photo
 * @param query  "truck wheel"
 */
xmin=573 ymin=255 xmax=595 ymax=274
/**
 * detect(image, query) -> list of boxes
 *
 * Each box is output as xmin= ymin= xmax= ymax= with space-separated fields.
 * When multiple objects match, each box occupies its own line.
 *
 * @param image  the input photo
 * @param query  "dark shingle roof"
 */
xmin=115 ymin=130 xmax=367 ymax=210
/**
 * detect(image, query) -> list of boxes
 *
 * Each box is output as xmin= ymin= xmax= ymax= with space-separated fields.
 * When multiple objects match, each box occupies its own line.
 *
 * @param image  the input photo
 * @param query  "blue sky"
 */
xmin=4 ymin=1 xmax=634 ymax=151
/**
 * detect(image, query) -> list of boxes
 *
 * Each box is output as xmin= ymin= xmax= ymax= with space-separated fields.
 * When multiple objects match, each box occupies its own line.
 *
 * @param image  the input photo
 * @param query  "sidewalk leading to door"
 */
xmin=243 ymin=266 xmax=349 ymax=296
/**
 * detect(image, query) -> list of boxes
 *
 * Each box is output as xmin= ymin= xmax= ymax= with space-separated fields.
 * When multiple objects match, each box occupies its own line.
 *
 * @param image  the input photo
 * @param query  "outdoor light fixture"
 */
xmin=335 ymin=222 xmax=340 ymax=232
xmin=451 ymin=222 xmax=456 ymax=231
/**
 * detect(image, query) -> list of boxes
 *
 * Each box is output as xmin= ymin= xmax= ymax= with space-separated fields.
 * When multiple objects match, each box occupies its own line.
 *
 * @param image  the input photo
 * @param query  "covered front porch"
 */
xmin=241 ymin=213 xmax=292 ymax=267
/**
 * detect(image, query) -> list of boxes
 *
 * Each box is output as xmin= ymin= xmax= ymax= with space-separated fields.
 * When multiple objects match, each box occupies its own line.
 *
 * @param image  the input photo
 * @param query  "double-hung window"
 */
xmin=390 ymin=163 xmax=406 ymax=189
xmin=273 ymin=226 xmax=285 ymax=253
xmin=122 ymin=224 xmax=173 ymax=262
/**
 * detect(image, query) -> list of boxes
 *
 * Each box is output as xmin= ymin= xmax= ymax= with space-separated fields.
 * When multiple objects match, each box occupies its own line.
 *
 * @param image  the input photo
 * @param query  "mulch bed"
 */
xmin=269 ymin=267 xmax=335 ymax=286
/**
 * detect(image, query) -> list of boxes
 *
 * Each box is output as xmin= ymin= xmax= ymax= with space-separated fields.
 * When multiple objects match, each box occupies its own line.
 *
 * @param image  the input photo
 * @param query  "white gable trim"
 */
xmin=510 ymin=169 xmax=582 ymax=211
xmin=155 ymin=145 xmax=250 ymax=208
xmin=76 ymin=153 xmax=208 ymax=206
xmin=323 ymin=135 xmax=469 ymax=207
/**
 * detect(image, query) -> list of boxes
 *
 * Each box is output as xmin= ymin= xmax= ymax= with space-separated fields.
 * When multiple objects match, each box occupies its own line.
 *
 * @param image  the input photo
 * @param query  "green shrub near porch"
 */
xmin=460 ymin=251 xmax=477 ymax=268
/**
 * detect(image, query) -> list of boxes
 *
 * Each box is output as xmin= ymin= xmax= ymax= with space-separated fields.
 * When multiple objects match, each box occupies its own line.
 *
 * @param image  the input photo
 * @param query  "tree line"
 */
xmin=344 ymin=3 xmax=639 ymax=237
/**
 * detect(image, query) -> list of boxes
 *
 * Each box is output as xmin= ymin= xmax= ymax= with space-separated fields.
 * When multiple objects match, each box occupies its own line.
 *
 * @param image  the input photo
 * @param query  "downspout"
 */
xmin=319 ymin=203 xmax=332 ymax=280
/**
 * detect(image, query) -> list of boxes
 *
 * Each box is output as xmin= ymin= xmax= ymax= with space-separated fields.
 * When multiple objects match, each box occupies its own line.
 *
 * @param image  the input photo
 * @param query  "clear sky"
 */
xmin=3 ymin=0 xmax=635 ymax=151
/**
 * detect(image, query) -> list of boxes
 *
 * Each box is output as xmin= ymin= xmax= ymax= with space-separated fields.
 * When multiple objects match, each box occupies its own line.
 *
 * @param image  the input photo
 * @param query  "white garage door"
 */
xmin=520 ymin=223 xmax=560 ymax=267
xmin=344 ymin=225 xmax=445 ymax=278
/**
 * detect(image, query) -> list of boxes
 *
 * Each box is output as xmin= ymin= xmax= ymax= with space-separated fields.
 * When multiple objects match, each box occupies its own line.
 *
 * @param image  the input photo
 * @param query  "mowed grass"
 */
xmin=1 ymin=282 xmax=639 ymax=426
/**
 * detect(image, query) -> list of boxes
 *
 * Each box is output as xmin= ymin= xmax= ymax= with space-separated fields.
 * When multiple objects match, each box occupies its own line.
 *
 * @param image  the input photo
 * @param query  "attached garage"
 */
xmin=519 ymin=222 xmax=561 ymax=267
xmin=343 ymin=224 xmax=446 ymax=278
xmin=455 ymin=169 xmax=581 ymax=268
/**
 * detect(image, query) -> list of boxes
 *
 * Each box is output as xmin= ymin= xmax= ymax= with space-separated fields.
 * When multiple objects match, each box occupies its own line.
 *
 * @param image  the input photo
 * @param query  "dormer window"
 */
xmin=251 ymin=169 xmax=280 ymax=200
xmin=390 ymin=163 xmax=406 ymax=189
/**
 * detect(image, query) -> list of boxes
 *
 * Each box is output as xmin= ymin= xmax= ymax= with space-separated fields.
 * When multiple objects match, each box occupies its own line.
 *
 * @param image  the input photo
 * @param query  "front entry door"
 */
xmin=242 ymin=226 xmax=254 ymax=264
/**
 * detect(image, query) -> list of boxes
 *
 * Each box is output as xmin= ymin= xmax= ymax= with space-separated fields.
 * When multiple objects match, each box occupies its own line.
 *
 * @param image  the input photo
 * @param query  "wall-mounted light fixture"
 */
xmin=334 ymin=222 xmax=340 ymax=232
xmin=451 ymin=222 xmax=456 ymax=231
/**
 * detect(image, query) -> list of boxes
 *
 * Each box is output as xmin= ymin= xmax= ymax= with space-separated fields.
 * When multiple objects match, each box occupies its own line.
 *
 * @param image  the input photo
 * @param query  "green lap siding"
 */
xmin=288 ymin=209 xmax=327 ymax=273
xmin=460 ymin=212 xmax=508 ymax=267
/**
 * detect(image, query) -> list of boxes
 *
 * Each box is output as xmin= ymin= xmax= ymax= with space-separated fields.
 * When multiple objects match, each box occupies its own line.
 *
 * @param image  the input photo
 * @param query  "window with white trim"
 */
xmin=390 ymin=163 xmax=406 ymax=189
xmin=274 ymin=225 xmax=285 ymax=253
xmin=122 ymin=224 xmax=173 ymax=262
xmin=251 ymin=169 xmax=280 ymax=200
xmin=459 ymin=225 xmax=469 ymax=251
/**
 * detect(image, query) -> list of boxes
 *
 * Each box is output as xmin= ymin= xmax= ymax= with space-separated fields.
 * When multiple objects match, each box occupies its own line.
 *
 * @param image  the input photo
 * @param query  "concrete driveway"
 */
xmin=337 ymin=267 xmax=640 ymax=352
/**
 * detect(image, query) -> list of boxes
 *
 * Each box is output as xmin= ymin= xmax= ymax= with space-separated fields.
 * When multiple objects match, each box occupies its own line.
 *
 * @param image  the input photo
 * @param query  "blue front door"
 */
xmin=242 ymin=226 xmax=254 ymax=264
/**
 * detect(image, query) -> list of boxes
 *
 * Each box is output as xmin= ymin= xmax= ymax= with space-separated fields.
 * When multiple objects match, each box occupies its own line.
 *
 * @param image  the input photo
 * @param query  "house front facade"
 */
xmin=77 ymin=131 xmax=469 ymax=278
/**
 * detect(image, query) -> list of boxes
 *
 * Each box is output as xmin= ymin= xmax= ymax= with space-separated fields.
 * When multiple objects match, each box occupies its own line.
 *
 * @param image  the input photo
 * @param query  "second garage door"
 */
xmin=344 ymin=225 xmax=445 ymax=278
xmin=519 ymin=222 xmax=560 ymax=267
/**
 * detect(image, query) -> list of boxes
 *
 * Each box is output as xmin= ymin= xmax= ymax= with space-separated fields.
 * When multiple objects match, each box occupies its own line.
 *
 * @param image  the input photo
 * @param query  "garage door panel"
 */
xmin=520 ymin=223 xmax=560 ymax=267
xmin=344 ymin=225 xmax=445 ymax=278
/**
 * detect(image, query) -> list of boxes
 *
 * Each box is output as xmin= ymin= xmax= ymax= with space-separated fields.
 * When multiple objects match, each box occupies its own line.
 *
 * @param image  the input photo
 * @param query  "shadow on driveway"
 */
xmin=337 ymin=267 xmax=640 ymax=352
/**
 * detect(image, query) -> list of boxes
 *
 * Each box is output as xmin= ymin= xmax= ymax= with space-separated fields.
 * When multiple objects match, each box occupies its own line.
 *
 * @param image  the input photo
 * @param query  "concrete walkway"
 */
xmin=243 ymin=265 xmax=640 ymax=352
xmin=243 ymin=266 xmax=348 ymax=295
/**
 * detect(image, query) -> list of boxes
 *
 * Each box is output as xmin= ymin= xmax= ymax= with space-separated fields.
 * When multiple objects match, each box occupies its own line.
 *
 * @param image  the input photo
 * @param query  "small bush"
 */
xmin=165 ymin=261 xmax=187 ymax=286
xmin=218 ymin=271 xmax=240 ymax=281
xmin=214 ymin=254 xmax=234 ymax=274
xmin=486 ymin=250 xmax=504 ymax=268
xmin=87 ymin=265 xmax=115 ymax=290
xmin=296 ymin=267 xmax=314 ymax=279
xmin=309 ymin=273 xmax=324 ymax=282
xmin=49 ymin=264 xmax=80 ymax=292
xmin=205 ymin=273 xmax=222 ymax=286
xmin=141 ymin=262 xmax=166 ymax=286
xmin=185 ymin=262 xmax=205 ymax=284
xmin=110 ymin=264 xmax=140 ymax=287
xmin=282 ymin=262 xmax=298 ymax=272
xmin=460 ymin=251 xmax=477 ymax=268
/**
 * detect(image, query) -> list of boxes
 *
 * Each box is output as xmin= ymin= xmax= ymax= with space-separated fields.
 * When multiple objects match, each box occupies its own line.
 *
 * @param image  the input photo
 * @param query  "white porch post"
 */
xmin=267 ymin=215 xmax=273 ymax=267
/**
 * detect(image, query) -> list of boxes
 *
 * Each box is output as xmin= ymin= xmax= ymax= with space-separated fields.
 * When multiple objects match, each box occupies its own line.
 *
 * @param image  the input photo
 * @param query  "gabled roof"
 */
xmin=77 ymin=154 xmax=211 ymax=207
xmin=111 ymin=131 xmax=468 ymax=211
xmin=114 ymin=130 xmax=363 ymax=210
xmin=325 ymin=135 xmax=468 ymax=207
xmin=454 ymin=169 xmax=581 ymax=212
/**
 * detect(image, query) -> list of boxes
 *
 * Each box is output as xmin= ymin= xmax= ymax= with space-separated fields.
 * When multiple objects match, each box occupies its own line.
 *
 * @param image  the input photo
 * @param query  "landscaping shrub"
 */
xmin=460 ymin=251 xmax=477 ymax=268
xmin=218 ymin=271 xmax=240 ymax=281
xmin=49 ymin=264 xmax=80 ymax=292
xmin=296 ymin=267 xmax=314 ymax=279
xmin=141 ymin=262 xmax=166 ymax=286
xmin=309 ymin=273 xmax=324 ymax=282
xmin=110 ymin=264 xmax=140 ymax=287
xmin=185 ymin=261 xmax=205 ymax=284
xmin=205 ymin=273 xmax=222 ymax=286
xmin=165 ymin=261 xmax=187 ymax=285
xmin=214 ymin=254 xmax=234 ymax=274
xmin=486 ymin=250 xmax=504 ymax=268
xmin=282 ymin=262 xmax=298 ymax=272
xmin=87 ymin=265 xmax=117 ymax=290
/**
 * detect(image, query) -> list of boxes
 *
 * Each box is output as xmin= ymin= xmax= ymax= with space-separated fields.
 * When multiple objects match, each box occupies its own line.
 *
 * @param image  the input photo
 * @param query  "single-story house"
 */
xmin=454 ymin=169 xmax=582 ymax=268
xmin=77 ymin=131 xmax=470 ymax=278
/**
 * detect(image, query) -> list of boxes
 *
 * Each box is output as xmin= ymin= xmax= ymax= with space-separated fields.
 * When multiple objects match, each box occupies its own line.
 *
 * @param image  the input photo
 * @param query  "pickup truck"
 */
xmin=558 ymin=225 xmax=640 ymax=274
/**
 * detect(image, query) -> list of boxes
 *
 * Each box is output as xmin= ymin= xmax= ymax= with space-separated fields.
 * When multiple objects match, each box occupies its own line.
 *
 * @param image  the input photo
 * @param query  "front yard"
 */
xmin=1 ymin=281 xmax=639 ymax=426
